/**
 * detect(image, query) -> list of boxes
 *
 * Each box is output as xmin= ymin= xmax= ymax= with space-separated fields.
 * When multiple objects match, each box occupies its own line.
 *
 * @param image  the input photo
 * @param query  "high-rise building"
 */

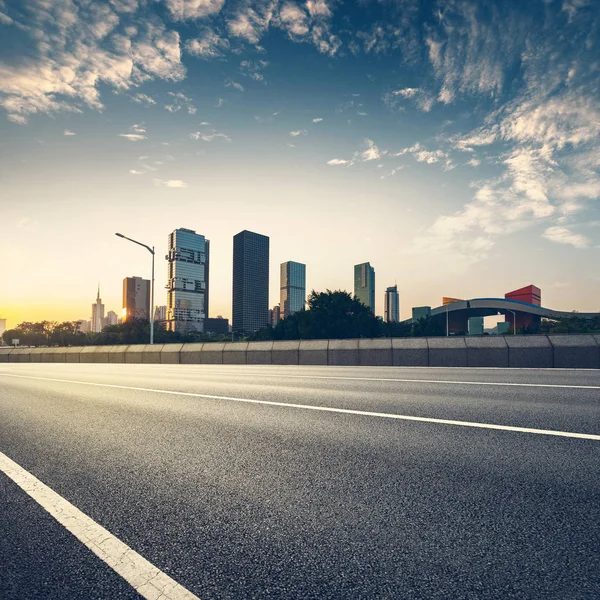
xmin=165 ymin=228 xmax=210 ymax=333
xmin=91 ymin=285 xmax=105 ymax=333
xmin=232 ymin=230 xmax=269 ymax=334
xmin=354 ymin=262 xmax=375 ymax=312
xmin=384 ymin=285 xmax=399 ymax=323
xmin=412 ymin=306 xmax=431 ymax=321
xmin=0 ymin=318 xmax=6 ymax=345
xmin=104 ymin=310 xmax=118 ymax=327
xmin=154 ymin=305 xmax=167 ymax=321
xmin=280 ymin=261 xmax=306 ymax=319
xmin=123 ymin=276 xmax=151 ymax=321
xmin=271 ymin=304 xmax=281 ymax=326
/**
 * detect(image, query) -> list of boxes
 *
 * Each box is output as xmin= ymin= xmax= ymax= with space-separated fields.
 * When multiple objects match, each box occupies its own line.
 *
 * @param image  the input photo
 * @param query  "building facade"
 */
xmin=468 ymin=316 xmax=484 ymax=335
xmin=165 ymin=228 xmax=210 ymax=333
xmin=154 ymin=305 xmax=167 ymax=321
xmin=104 ymin=310 xmax=118 ymax=327
xmin=384 ymin=285 xmax=399 ymax=323
xmin=354 ymin=262 xmax=375 ymax=312
xmin=232 ymin=230 xmax=269 ymax=334
xmin=412 ymin=306 xmax=431 ymax=321
xmin=91 ymin=286 xmax=105 ymax=333
xmin=123 ymin=276 xmax=151 ymax=321
xmin=280 ymin=261 xmax=306 ymax=319
xmin=270 ymin=304 xmax=281 ymax=326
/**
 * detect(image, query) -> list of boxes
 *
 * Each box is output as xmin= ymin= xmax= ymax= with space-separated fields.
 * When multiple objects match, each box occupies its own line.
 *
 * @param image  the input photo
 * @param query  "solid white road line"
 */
xmin=1 ymin=373 xmax=600 ymax=441
xmin=0 ymin=451 xmax=199 ymax=600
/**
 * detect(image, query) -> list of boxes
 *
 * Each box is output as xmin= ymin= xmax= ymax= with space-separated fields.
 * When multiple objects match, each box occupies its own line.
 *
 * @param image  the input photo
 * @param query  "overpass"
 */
xmin=407 ymin=297 xmax=600 ymax=334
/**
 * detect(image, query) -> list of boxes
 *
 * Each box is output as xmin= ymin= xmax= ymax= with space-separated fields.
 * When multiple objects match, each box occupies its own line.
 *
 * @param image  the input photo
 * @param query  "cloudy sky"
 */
xmin=1 ymin=0 xmax=599 ymax=326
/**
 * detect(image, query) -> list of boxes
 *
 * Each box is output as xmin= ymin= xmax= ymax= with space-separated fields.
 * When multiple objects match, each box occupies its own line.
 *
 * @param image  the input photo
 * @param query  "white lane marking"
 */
xmin=0 ymin=451 xmax=199 ymax=600
xmin=1 ymin=373 xmax=599 ymax=441
xmin=4 ymin=368 xmax=598 ymax=390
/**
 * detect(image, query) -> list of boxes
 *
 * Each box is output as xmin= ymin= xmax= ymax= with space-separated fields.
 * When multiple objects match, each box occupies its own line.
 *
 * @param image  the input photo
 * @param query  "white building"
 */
xmin=91 ymin=286 xmax=105 ymax=333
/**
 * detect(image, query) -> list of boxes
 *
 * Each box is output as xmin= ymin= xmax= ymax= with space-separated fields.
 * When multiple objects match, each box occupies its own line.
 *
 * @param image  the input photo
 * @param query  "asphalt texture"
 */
xmin=1 ymin=364 xmax=599 ymax=599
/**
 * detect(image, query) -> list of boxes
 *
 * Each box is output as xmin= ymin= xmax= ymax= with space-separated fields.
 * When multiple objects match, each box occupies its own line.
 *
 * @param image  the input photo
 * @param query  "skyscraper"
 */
xmin=91 ymin=285 xmax=105 ymax=333
xmin=104 ymin=310 xmax=118 ymax=326
xmin=165 ymin=228 xmax=210 ymax=333
xmin=123 ymin=276 xmax=150 ymax=321
xmin=384 ymin=285 xmax=399 ymax=323
xmin=232 ymin=230 xmax=269 ymax=334
xmin=354 ymin=262 xmax=375 ymax=312
xmin=280 ymin=261 xmax=306 ymax=319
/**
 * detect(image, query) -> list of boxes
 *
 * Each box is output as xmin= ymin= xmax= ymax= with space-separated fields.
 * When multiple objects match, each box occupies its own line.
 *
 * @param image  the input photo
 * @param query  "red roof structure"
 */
xmin=505 ymin=285 xmax=541 ymax=306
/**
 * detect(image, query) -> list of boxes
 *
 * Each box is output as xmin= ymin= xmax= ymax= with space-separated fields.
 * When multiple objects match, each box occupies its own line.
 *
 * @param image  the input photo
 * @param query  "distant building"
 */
xmin=354 ymin=262 xmax=375 ymax=312
xmin=91 ymin=286 xmax=105 ymax=333
xmin=0 ymin=318 xmax=6 ymax=345
xmin=468 ymin=316 xmax=484 ymax=335
xmin=412 ymin=306 xmax=431 ymax=321
xmin=271 ymin=304 xmax=281 ymax=326
xmin=496 ymin=321 xmax=512 ymax=335
xmin=165 ymin=228 xmax=209 ymax=333
xmin=154 ymin=305 xmax=167 ymax=321
xmin=505 ymin=284 xmax=541 ymax=306
xmin=123 ymin=276 xmax=151 ymax=321
xmin=280 ymin=261 xmax=306 ymax=319
xmin=77 ymin=319 xmax=90 ymax=333
xmin=204 ymin=317 xmax=229 ymax=335
xmin=104 ymin=310 xmax=118 ymax=327
xmin=384 ymin=285 xmax=399 ymax=323
xmin=232 ymin=230 xmax=270 ymax=334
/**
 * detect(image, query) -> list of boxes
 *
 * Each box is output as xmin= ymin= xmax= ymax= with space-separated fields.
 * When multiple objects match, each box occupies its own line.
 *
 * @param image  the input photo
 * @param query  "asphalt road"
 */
xmin=1 ymin=364 xmax=599 ymax=599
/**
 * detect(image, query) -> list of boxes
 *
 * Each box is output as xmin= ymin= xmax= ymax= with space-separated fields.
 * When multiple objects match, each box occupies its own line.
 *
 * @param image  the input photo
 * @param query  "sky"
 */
xmin=0 ymin=0 xmax=599 ymax=327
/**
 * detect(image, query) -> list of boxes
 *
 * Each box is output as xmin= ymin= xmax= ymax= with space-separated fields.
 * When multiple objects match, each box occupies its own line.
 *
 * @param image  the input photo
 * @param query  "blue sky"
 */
xmin=1 ymin=0 xmax=599 ymax=324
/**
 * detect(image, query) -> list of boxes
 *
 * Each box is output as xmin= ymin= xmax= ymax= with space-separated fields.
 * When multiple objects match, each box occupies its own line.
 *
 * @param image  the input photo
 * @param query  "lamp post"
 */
xmin=115 ymin=233 xmax=155 ymax=345
xmin=507 ymin=309 xmax=517 ymax=335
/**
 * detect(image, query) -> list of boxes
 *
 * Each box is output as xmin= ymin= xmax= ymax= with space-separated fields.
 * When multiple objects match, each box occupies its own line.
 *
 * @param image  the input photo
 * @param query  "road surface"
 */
xmin=1 ymin=364 xmax=599 ymax=599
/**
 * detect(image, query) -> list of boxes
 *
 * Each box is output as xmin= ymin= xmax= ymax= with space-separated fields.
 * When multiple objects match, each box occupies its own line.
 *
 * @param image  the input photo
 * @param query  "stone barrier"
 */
xmin=428 ymin=337 xmax=467 ymax=367
xmin=108 ymin=345 xmax=128 ymax=363
xmin=272 ymin=341 xmax=300 ymax=365
xmin=246 ymin=342 xmax=273 ymax=365
xmin=358 ymin=339 xmax=393 ymax=366
xmin=65 ymin=347 xmax=83 ymax=363
xmin=392 ymin=338 xmax=428 ymax=367
xmin=299 ymin=340 xmax=328 ymax=365
xmin=328 ymin=339 xmax=360 ymax=366
xmin=2 ymin=336 xmax=599 ymax=369
xmin=465 ymin=337 xmax=509 ymax=368
xmin=549 ymin=335 xmax=600 ymax=369
xmin=8 ymin=348 xmax=32 ymax=363
xmin=79 ymin=346 xmax=98 ymax=363
xmin=506 ymin=336 xmax=553 ymax=368
xmin=161 ymin=343 xmax=183 ymax=364
xmin=223 ymin=343 xmax=248 ymax=364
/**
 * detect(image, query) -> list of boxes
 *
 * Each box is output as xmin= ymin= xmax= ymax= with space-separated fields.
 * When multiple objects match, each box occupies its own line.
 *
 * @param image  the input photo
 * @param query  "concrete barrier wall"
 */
xmin=1 ymin=335 xmax=598 ymax=368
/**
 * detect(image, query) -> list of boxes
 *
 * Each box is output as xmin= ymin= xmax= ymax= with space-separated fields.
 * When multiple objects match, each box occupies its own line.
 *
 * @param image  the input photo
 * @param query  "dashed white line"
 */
xmin=0 ymin=451 xmax=199 ymax=600
xmin=1 ymin=373 xmax=599 ymax=441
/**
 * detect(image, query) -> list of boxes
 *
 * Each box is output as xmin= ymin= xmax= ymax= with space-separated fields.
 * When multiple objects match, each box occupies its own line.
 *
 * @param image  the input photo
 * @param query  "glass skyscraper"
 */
xmin=384 ymin=285 xmax=399 ymax=323
xmin=165 ymin=228 xmax=209 ymax=333
xmin=280 ymin=261 xmax=306 ymax=319
xmin=354 ymin=262 xmax=375 ymax=313
xmin=232 ymin=230 xmax=269 ymax=334
xmin=123 ymin=276 xmax=150 ymax=321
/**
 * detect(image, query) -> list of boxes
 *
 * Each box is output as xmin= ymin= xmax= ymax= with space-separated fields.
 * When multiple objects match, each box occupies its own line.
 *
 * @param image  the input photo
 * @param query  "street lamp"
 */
xmin=115 ymin=233 xmax=155 ymax=345
xmin=506 ymin=309 xmax=517 ymax=335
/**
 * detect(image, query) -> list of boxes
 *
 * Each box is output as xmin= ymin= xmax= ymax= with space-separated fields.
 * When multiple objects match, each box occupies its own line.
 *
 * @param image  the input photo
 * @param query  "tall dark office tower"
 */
xmin=165 ymin=228 xmax=210 ymax=333
xmin=354 ymin=262 xmax=375 ymax=312
xmin=280 ymin=261 xmax=306 ymax=319
xmin=232 ymin=230 xmax=269 ymax=334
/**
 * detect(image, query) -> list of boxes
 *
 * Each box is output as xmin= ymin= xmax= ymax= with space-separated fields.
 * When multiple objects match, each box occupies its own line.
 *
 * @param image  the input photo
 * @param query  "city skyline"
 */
xmin=1 ymin=1 xmax=599 ymax=325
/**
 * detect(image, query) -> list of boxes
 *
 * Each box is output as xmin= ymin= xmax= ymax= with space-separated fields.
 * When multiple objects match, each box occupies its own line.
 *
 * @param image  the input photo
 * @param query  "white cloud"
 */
xmin=312 ymin=117 xmax=323 ymax=123
xmin=131 ymin=93 xmax=156 ymax=105
xmin=185 ymin=29 xmax=230 ymax=59
xmin=227 ymin=3 xmax=275 ymax=44
xmin=466 ymin=158 xmax=480 ymax=167
xmin=164 ymin=90 xmax=196 ymax=114
xmin=164 ymin=0 xmax=225 ymax=21
xmin=226 ymin=80 xmax=245 ymax=92
xmin=327 ymin=158 xmax=350 ymax=165
xmin=279 ymin=3 xmax=309 ymax=37
xmin=542 ymin=226 xmax=589 ymax=248
xmin=63 ymin=129 xmax=75 ymax=136
xmin=154 ymin=178 xmax=188 ymax=188
xmin=119 ymin=133 xmax=146 ymax=141
xmin=360 ymin=139 xmax=384 ymax=161
xmin=289 ymin=129 xmax=307 ymax=137
xmin=189 ymin=131 xmax=231 ymax=142
xmin=129 ymin=169 xmax=143 ymax=174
